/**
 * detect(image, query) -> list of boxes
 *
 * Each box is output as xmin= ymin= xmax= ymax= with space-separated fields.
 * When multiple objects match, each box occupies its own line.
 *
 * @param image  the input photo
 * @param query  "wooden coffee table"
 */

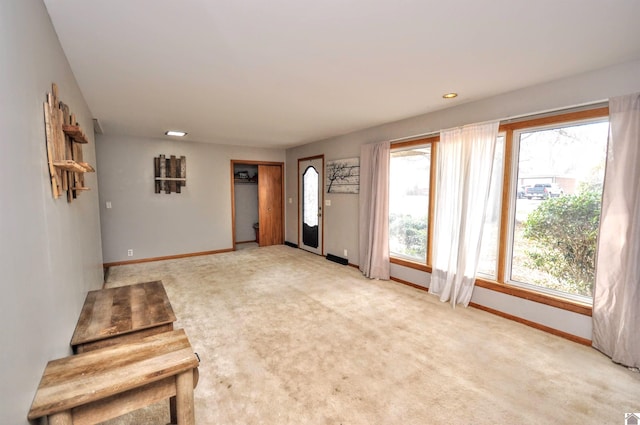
xmin=71 ymin=280 xmax=177 ymax=354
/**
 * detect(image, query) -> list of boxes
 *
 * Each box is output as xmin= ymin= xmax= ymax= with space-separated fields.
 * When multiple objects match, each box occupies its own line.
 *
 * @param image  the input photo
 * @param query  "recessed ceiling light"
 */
xmin=165 ymin=130 xmax=187 ymax=137
xmin=442 ymin=92 xmax=458 ymax=99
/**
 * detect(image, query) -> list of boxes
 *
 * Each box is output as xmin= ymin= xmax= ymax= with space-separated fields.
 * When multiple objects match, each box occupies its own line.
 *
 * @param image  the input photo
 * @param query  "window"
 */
xmin=387 ymin=108 xmax=608 ymax=312
xmin=507 ymin=117 xmax=609 ymax=302
xmin=389 ymin=142 xmax=432 ymax=264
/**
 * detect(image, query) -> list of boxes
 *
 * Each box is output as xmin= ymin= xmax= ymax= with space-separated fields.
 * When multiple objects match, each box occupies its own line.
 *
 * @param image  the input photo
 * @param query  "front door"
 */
xmin=298 ymin=157 xmax=323 ymax=255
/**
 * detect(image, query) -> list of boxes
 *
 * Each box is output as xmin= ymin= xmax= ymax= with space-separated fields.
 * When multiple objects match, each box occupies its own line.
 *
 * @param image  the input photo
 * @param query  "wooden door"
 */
xmin=258 ymin=164 xmax=284 ymax=246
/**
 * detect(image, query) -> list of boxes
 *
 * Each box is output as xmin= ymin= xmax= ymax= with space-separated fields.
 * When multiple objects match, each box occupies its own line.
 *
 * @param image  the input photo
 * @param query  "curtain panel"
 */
xmin=359 ymin=141 xmax=390 ymax=280
xmin=430 ymin=121 xmax=499 ymax=307
xmin=592 ymin=92 xmax=640 ymax=369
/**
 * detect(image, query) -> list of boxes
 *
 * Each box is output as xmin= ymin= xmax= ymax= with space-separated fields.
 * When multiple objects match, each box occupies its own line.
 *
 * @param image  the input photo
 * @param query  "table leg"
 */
xmin=169 ymin=395 xmax=177 ymax=424
xmin=176 ymin=369 xmax=195 ymax=425
xmin=49 ymin=411 xmax=73 ymax=425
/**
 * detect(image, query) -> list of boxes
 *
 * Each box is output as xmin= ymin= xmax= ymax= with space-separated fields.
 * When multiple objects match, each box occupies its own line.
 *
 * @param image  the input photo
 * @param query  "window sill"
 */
xmin=389 ymin=260 xmax=592 ymax=316
xmin=474 ymin=278 xmax=592 ymax=316
xmin=390 ymin=257 xmax=431 ymax=273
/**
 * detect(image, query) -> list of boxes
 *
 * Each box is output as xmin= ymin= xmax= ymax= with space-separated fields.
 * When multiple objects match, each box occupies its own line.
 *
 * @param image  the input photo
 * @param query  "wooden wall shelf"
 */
xmin=62 ymin=124 xmax=89 ymax=144
xmin=53 ymin=160 xmax=95 ymax=173
xmin=234 ymin=179 xmax=257 ymax=185
xmin=44 ymin=83 xmax=95 ymax=202
xmin=53 ymin=160 xmax=86 ymax=173
xmin=79 ymin=162 xmax=95 ymax=172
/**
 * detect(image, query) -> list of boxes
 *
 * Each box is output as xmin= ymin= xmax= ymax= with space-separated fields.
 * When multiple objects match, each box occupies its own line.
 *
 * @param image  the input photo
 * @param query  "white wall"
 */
xmin=0 ymin=1 xmax=104 ymax=423
xmin=285 ymin=59 xmax=640 ymax=341
xmin=96 ymin=134 xmax=285 ymax=263
xmin=234 ymin=164 xmax=259 ymax=242
xmin=234 ymin=182 xmax=259 ymax=242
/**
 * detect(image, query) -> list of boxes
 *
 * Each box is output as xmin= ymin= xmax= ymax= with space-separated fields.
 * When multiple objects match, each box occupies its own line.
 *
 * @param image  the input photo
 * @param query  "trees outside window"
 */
xmin=389 ymin=144 xmax=432 ymax=264
xmin=387 ymin=109 xmax=609 ymax=308
xmin=509 ymin=119 xmax=608 ymax=301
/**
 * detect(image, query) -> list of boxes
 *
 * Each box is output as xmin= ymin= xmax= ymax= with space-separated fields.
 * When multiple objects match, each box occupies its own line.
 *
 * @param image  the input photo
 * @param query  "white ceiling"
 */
xmin=43 ymin=0 xmax=640 ymax=149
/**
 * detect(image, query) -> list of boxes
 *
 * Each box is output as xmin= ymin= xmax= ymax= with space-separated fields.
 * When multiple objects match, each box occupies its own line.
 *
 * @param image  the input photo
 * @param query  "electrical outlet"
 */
xmin=106 ymin=201 xmax=112 ymax=209
xmin=127 ymin=249 xmax=133 ymax=257
xmin=344 ymin=249 xmax=348 ymax=257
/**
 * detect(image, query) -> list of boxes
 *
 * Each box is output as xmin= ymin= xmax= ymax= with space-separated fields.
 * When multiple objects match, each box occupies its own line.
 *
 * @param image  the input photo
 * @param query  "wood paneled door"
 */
xmin=258 ymin=164 xmax=284 ymax=246
xmin=230 ymin=160 xmax=284 ymax=249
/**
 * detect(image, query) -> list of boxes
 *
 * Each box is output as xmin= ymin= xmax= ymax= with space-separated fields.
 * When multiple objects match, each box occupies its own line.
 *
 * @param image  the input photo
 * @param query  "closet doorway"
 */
xmin=231 ymin=160 xmax=284 ymax=249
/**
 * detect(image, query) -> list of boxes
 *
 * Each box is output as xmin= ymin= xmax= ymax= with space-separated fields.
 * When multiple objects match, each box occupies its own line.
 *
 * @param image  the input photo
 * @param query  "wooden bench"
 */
xmin=28 ymin=329 xmax=199 ymax=425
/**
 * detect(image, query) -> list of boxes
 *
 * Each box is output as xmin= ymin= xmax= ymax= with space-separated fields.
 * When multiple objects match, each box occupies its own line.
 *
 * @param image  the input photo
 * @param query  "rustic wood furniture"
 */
xmin=44 ymin=83 xmax=95 ymax=202
xmin=70 ymin=280 xmax=176 ymax=353
xmin=28 ymin=329 xmax=198 ymax=425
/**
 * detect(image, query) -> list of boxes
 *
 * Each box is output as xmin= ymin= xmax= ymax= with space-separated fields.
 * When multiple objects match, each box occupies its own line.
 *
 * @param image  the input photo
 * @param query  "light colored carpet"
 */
xmin=101 ymin=245 xmax=639 ymax=424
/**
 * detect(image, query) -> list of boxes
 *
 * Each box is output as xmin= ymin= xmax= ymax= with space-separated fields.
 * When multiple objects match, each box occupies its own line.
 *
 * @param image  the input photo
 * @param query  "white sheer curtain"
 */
xmin=430 ymin=121 xmax=499 ymax=307
xmin=359 ymin=141 xmax=390 ymax=279
xmin=592 ymin=92 xmax=640 ymax=369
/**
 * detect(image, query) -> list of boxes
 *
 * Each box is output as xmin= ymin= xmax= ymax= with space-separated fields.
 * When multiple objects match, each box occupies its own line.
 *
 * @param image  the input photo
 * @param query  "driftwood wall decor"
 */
xmin=326 ymin=157 xmax=360 ymax=194
xmin=154 ymin=155 xmax=187 ymax=194
xmin=44 ymin=83 xmax=95 ymax=202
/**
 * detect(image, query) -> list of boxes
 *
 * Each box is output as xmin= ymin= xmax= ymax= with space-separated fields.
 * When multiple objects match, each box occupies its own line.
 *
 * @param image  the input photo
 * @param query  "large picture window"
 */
xmin=388 ymin=108 xmax=609 ymax=312
xmin=389 ymin=107 xmax=609 ymax=314
xmin=507 ymin=118 xmax=609 ymax=301
xmin=389 ymin=143 xmax=432 ymax=264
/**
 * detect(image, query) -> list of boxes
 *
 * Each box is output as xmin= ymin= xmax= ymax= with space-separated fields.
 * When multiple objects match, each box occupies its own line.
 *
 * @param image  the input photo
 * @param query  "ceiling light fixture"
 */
xmin=165 ymin=130 xmax=187 ymax=137
xmin=442 ymin=92 xmax=458 ymax=99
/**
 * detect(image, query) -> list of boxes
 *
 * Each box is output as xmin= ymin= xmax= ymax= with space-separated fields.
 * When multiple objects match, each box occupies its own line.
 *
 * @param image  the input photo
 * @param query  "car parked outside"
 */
xmin=517 ymin=186 xmax=529 ymax=199
xmin=525 ymin=183 xmax=564 ymax=199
